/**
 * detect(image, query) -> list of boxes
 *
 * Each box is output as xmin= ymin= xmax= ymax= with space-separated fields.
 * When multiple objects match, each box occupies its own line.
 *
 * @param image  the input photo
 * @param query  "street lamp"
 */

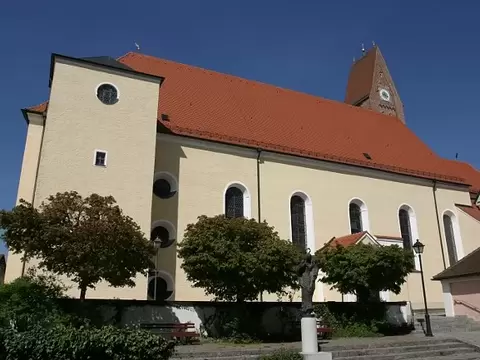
xmin=412 ymin=239 xmax=433 ymax=337
xmin=152 ymin=236 xmax=162 ymax=301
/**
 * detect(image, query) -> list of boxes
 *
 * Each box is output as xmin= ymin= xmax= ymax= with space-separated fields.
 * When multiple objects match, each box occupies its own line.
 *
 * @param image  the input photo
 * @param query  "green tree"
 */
xmin=316 ymin=243 xmax=415 ymax=303
xmin=178 ymin=215 xmax=301 ymax=302
xmin=0 ymin=191 xmax=155 ymax=300
xmin=0 ymin=271 xmax=67 ymax=331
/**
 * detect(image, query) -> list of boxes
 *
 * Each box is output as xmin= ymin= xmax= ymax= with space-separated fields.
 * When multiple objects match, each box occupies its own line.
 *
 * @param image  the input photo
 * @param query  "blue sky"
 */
xmin=0 ymin=1 xmax=479 ymax=254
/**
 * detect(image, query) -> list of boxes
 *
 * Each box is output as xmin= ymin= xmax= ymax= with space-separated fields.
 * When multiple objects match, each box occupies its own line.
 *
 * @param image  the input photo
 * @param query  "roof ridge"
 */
xmin=448 ymin=158 xmax=479 ymax=172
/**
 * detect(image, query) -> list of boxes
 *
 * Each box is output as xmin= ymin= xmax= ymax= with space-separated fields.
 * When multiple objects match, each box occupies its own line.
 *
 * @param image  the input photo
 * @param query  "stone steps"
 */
xmin=415 ymin=315 xmax=480 ymax=334
xmin=173 ymin=337 xmax=480 ymax=360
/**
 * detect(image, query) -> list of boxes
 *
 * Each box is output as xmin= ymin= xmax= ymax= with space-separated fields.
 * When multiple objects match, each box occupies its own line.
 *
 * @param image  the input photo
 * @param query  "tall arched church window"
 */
xmin=290 ymin=195 xmax=307 ymax=250
xmin=225 ymin=187 xmax=244 ymax=219
xmin=443 ymin=214 xmax=458 ymax=266
xmin=349 ymin=203 xmax=363 ymax=234
xmin=399 ymin=209 xmax=412 ymax=250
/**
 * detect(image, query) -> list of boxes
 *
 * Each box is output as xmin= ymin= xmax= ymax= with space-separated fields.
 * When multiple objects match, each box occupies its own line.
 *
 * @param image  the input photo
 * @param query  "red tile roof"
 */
xmin=375 ymin=235 xmax=403 ymax=241
xmin=326 ymin=232 xmax=367 ymax=248
xmin=345 ymin=47 xmax=378 ymax=105
xmin=456 ymin=204 xmax=480 ymax=222
xmin=27 ymin=101 xmax=48 ymax=113
xmin=117 ymin=52 xmax=468 ymax=184
xmin=443 ymin=160 xmax=480 ymax=194
xmin=433 ymin=246 xmax=480 ymax=280
xmin=26 ymin=52 xmax=477 ymax=187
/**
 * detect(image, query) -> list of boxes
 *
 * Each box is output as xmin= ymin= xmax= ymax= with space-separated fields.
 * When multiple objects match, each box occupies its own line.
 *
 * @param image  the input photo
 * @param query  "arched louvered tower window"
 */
xmin=399 ymin=209 xmax=412 ymax=250
xmin=349 ymin=202 xmax=363 ymax=234
xmin=225 ymin=187 xmax=244 ymax=219
xmin=443 ymin=214 xmax=458 ymax=266
xmin=290 ymin=195 xmax=306 ymax=250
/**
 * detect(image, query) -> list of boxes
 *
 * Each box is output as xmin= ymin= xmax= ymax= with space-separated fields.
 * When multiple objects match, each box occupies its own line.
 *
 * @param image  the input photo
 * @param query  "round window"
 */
xmin=151 ymin=226 xmax=174 ymax=248
xmin=153 ymin=178 xmax=176 ymax=199
xmin=97 ymin=84 xmax=118 ymax=105
xmin=147 ymin=276 xmax=172 ymax=301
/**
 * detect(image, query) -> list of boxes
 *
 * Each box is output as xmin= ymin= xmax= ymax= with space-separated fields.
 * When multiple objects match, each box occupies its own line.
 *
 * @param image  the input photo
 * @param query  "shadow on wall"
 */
xmin=60 ymin=298 xmax=181 ymax=327
xmin=150 ymin=134 xmax=186 ymax=301
xmin=72 ymin=300 xmax=413 ymax=341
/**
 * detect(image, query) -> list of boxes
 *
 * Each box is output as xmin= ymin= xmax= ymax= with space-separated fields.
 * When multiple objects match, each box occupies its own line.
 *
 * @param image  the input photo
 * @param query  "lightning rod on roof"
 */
xmin=455 ymin=153 xmax=459 ymax=159
xmin=134 ymin=42 xmax=140 ymax=51
xmin=361 ymin=43 xmax=365 ymax=55
xmin=372 ymin=40 xmax=376 ymax=47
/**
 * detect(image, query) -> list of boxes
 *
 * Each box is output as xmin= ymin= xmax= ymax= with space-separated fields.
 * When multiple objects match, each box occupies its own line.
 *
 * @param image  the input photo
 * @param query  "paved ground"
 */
xmin=174 ymin=331 xmax=480 ymax=354
xmin=443 ymin=331 xmax=480 ymax=348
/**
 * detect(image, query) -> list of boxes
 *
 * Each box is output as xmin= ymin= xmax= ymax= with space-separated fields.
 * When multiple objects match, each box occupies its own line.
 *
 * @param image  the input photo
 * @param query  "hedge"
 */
xmin=0 ymin=325 xmax=175 ymax=360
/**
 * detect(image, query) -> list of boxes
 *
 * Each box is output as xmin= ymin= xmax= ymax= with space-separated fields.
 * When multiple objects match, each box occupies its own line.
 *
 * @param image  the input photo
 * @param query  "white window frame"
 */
xmin=151 ymin=219 xmax=177 ymax=243
xmin=398 ymin=204 xmax=421 ymax=271
xmin=93 ymin=149 xmax=108 ymax=167
xmin=95 ymin=82 xmax=120 ymax=102
xmin=223 ymin=181 xmax=252 ymax=219
xmin=288 ymin=190 xmax=316 ymax=252
xmin=287 ymin=190 xmax=323 ymax=301
xmin=147 ymin=270 xmax=174 ymax=301
xmin=153 ymin=171 xmax=179 ymax=195
xmin=347 ymin=197 xmax=370 ymax=233
xmin=442 ymin=209 xmax=465 ymax=265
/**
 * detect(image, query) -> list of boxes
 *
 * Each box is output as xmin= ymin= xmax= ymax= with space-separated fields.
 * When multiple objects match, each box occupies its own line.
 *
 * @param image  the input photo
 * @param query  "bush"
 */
xmin=1 ymin=325 xmax=175 ymax=360
xmin=202 ymin=304 xmax=264 ymax=343
xmin=0 ymin=273 xmax=70 ymax=331
xmin=314 ymin=303 xmax=386 ymax=338
xmin=259 ymin=349 xmax=302 ymax=360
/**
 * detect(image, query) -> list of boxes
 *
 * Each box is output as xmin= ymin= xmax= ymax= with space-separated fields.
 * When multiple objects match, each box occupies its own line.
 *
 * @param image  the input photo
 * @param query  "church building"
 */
xmin=5 ymin=46 xmax=480 ymax=313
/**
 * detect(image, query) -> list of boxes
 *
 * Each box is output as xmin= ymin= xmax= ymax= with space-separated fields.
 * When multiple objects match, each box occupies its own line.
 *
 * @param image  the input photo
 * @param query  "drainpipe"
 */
xmin=256 ymin=149 xmax=263 ymax=302
xmin=256 ymin=149 xmax=262 ymax=223
xmin=432 ymin=180 xmax=447 ymax=270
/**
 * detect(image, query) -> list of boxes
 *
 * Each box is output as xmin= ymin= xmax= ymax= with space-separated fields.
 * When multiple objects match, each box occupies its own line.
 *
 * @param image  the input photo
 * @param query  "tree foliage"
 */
xmin=178 ymin=215 xmax=301 ymax=302
xmin=316 ymin=243 xmax=415 ymax=303
xmin=0 ymin=271 xmax=68 ymax=331
xmin=0 ymin=192 xmax=155 ymax=299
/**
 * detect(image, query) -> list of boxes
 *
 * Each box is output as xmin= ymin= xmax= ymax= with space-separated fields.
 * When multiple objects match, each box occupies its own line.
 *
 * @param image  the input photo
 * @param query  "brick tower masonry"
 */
xmin=345 ymin=46 xmax=406 ymax=124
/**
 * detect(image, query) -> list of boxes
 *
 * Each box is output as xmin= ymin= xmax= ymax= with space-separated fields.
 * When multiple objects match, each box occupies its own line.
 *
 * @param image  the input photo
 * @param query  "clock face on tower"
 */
xmin=379 ymin=88 xmax=391 ymax=102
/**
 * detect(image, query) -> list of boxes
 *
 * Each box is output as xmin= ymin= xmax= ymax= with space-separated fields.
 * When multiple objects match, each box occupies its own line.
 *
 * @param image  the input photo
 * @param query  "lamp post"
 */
xmin=412 ymin=239 xmax=433 ymax=337
xmin=152 ymin=236 xmax=162 ymax=301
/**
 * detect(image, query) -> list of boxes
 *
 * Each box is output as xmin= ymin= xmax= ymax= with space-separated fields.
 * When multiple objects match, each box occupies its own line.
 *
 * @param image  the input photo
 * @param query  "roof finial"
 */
xmin=372 ymin=40 xmax=376 ymax=47
xmin=353 ymin=56 xmax=356 ymax=63
xmin=455 ymin=152 xmax=459 ymax=159
xmin=361 ymin=43 xmax=365 ymax=55
xmin=134 ymin=42 xmax=140 ymax=51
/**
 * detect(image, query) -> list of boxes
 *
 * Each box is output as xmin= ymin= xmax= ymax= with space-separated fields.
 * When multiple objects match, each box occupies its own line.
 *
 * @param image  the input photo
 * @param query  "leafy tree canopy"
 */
xmin=316 ymin=243 xmax=415 ymax=303
xmin=178 ymin=215 xmax=302 ymax=302
xmin=0 ymin=191 xmax=155 ymax=299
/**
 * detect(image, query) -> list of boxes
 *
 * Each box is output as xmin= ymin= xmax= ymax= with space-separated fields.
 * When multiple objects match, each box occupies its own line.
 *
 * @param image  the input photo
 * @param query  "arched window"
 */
xmin=398 ymin=205 xmax=420 ymax=270
xmin=348 ymin=199 xmax=369 ymax=234
xmin=290 ymin=195 xmax=306 ymax=250
xmin=225 ymin=187 xmax=244 ymax=218
xmin=349 ymin=203 xmax=363 ymax=234
xmin=443 ymin=214 xmax=458 ymax=266
xmin=399 ymin=209 xmax=412 ymax=250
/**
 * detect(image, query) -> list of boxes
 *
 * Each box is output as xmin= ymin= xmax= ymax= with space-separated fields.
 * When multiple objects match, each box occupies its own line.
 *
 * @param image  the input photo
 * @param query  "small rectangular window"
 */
xmin=94 ymin=150 xmax=107 ymax=167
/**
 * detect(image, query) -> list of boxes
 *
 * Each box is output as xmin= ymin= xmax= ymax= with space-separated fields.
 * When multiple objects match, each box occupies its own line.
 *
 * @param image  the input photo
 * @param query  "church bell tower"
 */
xmin=345 ymin=45 xmax=405 ymax=124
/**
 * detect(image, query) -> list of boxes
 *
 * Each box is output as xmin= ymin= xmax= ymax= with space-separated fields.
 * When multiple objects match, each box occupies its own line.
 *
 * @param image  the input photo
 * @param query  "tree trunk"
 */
xmin=79 ymin=286 xmax=87 ymax=301
xmin=356 ymin=287 xmax=371 ymax=303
